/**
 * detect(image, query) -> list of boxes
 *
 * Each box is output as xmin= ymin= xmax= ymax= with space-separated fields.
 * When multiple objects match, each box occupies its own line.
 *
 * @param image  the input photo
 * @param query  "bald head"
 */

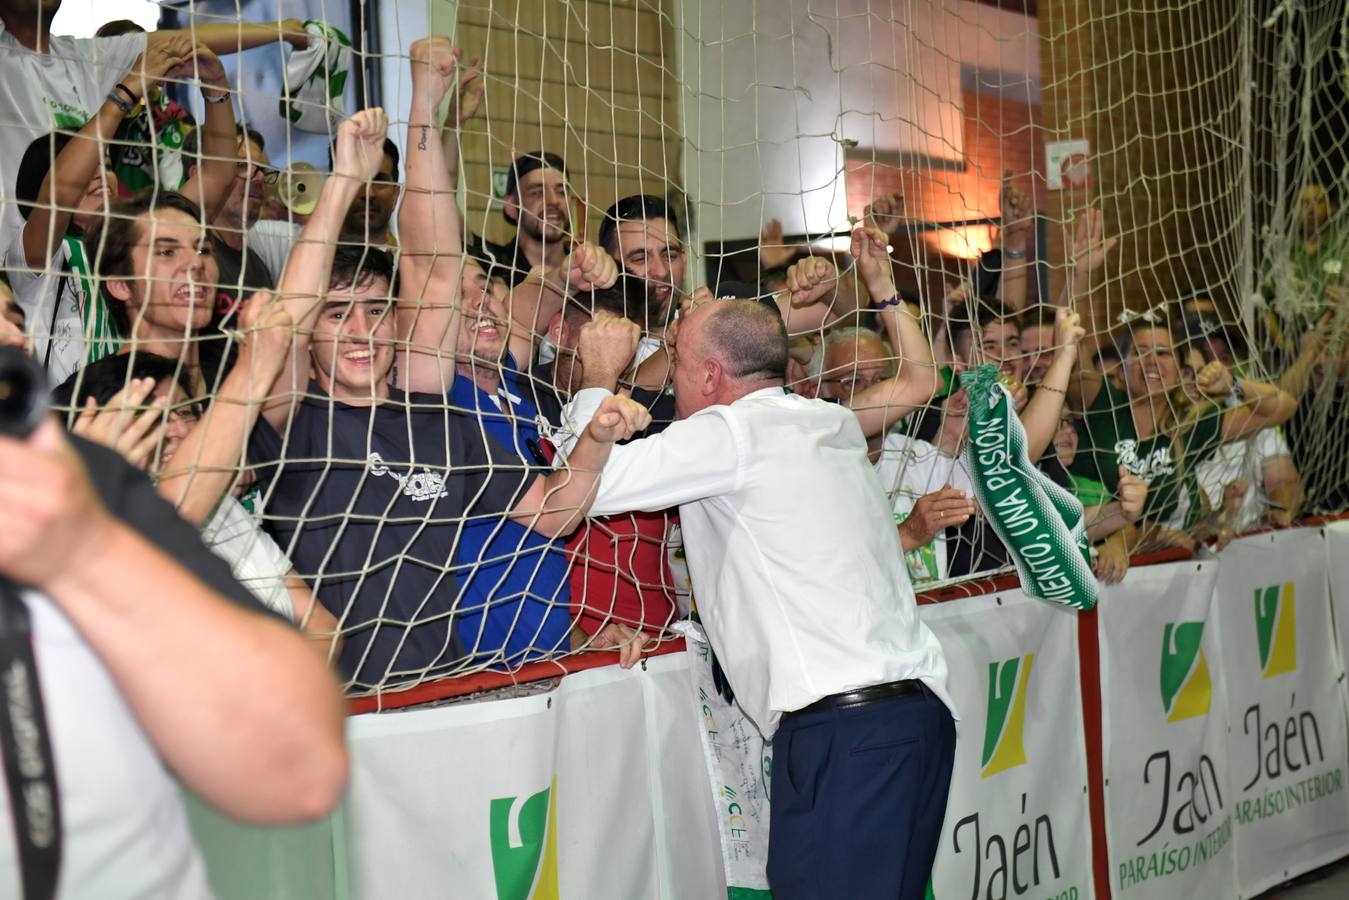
xmin=702 ymin=300 xmax=789 ymax=380
xmin=673 ymin=299 xmax=788 ymax=418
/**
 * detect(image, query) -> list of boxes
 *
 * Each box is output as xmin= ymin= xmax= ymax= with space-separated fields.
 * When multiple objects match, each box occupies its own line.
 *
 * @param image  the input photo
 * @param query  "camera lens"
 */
xmin=0 ymin=346 xmax=48 ymax=439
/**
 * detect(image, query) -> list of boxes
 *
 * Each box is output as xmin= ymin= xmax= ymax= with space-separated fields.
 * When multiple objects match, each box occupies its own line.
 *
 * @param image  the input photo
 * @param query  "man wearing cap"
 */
xmin=564 ymin=246 xmax=955 ymax=898
xmin=473 ymin=150 xmax=572 ymax=287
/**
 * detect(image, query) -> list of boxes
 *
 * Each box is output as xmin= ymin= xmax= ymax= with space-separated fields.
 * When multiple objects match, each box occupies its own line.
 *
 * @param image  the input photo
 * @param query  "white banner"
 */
xmin=920 ymin=590 xmax=1093 ymax=900
xmin=1324 ymin=521 xmax=1349 ymax=724
xmin=682 ymin=625 xmax=773 ymax=898
xmin=343 ymin=652 xmax=725 ymax=900
xmin=1214 ymin=528 xmax=1349 ymax=897
xmin=1098 ymin=560 xmax=1236 ymax=900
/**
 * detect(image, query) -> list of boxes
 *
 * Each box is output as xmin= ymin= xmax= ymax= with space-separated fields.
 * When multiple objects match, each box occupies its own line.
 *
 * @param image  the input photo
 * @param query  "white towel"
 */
xmin=280 ymin=20 xmax=353 ymax=134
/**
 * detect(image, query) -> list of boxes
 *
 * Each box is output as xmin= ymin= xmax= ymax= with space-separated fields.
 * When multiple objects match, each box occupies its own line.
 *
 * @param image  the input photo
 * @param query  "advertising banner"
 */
xmin=920 ymin=590 xmax=1093 ymax=900
xmin=343 ymin=653 xmax=724 ymax=900
xmin=1098 ymin=560 xmax=1236 ymax=900
xmin=1214 ymin=529 xmax=1349 ymax=897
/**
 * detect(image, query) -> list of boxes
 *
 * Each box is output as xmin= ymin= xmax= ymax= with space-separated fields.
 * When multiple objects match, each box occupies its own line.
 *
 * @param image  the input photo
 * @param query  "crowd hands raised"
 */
xmin=0 ymin=12 xmax=1337 ymax=702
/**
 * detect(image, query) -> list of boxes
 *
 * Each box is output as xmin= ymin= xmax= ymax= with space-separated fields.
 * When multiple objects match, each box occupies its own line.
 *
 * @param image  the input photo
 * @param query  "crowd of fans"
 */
xmin=1 ymin=2 xmax=1343 ymax=694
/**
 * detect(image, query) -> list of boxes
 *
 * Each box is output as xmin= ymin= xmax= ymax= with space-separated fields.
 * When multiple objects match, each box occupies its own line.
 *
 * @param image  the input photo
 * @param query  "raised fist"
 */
xmin=586 ymin=395 xmax=652 ymax=444
xmin=578 ymin=311 xmax=641 ymax=385
xmin=864 ymin=190 xmax=905 ymax=234
xmin=563 ymin=242 xmax=618 ymax=293
xmin=409 ymin=36 xmax=462 ymax=108
xmin=333 ymin=108 xmax=389 ymax=182
xmin=785 ymin=257 xmax=838 ymax=308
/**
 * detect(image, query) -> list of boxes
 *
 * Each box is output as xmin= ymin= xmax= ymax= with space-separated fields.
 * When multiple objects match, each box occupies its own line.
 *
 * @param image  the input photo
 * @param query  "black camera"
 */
xmin=0 ymin=345 xmax=48 ymax=439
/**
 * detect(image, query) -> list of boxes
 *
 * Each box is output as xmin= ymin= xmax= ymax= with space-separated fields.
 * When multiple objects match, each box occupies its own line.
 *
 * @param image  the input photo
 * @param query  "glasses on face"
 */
xmin=235 ymin=161 xmax=279 ymax=185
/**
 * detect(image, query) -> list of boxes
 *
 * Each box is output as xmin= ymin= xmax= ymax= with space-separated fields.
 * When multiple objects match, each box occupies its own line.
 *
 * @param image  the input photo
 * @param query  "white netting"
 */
xmin=2 ymin=0 xmax=1347 ymax=696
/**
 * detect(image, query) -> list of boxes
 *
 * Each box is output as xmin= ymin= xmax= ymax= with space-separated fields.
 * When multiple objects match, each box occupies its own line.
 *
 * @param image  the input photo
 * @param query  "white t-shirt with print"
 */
xmin=873 ymin=430 xmax=976 ymax=585
xmin=4 ymin=231 xmax=116 ymax=385
xmin=1166 ymin=427 xmax=1292 ymax=534
xmin=202 ymin=496 xmax=296 ymax=621
xmin=0 ymin=27 xmax=145 ymax=247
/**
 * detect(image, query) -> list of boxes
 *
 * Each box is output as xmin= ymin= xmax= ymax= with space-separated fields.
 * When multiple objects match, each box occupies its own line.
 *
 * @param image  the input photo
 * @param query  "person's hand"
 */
xmin=178 ymin=44 xmax=229 ymax=96
xmin=333 ymin=108 xmax=389 ymax=183
xmin=899 ymin=487 xmax=977 ymax=549
xmin=850 ymin=225 xmax=895 ymax=300
xmin=280 ymin=18 xmax=310 ymax=48
xmin=125 ymin=33 xmax=193 ymax=100
xmin=237 ymin=291 xmax=294 ymax=370
xmin=1092 ymin=534 xmax=1130 ymax=584
xmin=785 ymin=257 xmax=838 ymax=308
xmin=759 ymin=218 xmax=797 ymax=270
xmin=1154 ymin=527 xmax=1197 ymax=552
xmin=1054 ymin=305 xmax=1086 ymax=354
xmin=864 ymin=190 xmax=905 ymax=234
xmin=445 ymin=56 xmax=485 ymax=128
xmin=578 ymin=311 xmax=641 ymax=387
xmin=1005 ymin=375 xmax=1029 ymax=412
xmin=1068 ymin=208 xmax=1118 ymax=280
xmin=408 ymin=36 xmax=461 ymax=110
xmin=999 ymin=173 xmax=1034 ymax=249
xmin=589 ymin=621 xmax=652 ymax=669
xmin=69 ymin=378 xmax=167 ymax=471
xmin=1261 ymin=507 xmax=1294 ymax=529
xmin=944 ymin=279 xmax=973 ymax=311
xmin=1221 ymin=479 xmax=1248 ymax=519
xmin=0 ymin=419 xmax=120 ymax=590
xmin=561 ymin=242 xmax=618 ymax=292
xmin=1194 ymin=360 xmax=1234 ymax=398
xmin=1117 ymin=467 xmax=1147 ymax=522
xmin=585 ymin=395 xmax=652 ymax=444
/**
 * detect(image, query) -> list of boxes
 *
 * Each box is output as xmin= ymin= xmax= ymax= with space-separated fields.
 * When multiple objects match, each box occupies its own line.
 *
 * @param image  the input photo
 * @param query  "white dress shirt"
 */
xmin=570 ymin=386 xmax=953 ymax=738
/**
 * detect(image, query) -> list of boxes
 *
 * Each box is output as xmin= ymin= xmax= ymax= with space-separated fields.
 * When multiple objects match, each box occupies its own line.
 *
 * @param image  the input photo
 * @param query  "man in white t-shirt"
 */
xmin=0 ymin=413 xmax=347 ymax=899
xmin=567 ymin=293 xmax=955 ymax=899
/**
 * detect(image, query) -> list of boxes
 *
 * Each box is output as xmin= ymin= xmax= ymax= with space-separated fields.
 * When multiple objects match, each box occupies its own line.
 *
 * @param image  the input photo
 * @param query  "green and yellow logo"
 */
xmin=489 ymin=779 xmax=560 ymax=900
xmin=981 ymin=654 xmax=1033 ymax=778
xmin=1255 ymin=583 xmax=1297 ymax=679
xmin=1161 ymin=622 xmax=1211 ymax=722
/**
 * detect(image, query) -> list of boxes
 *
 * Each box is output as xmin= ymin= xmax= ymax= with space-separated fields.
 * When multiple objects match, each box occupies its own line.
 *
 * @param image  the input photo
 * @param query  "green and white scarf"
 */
xmin=280 ymin=21 xmax=353 ymax=133
xmin=961 ymin=365 xmax=1099 ymax=610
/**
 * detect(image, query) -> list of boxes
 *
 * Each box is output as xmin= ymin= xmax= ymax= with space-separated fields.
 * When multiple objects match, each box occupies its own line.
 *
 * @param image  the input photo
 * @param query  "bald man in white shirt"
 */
xmin=568 ymin=295 xmax=956 ymax=900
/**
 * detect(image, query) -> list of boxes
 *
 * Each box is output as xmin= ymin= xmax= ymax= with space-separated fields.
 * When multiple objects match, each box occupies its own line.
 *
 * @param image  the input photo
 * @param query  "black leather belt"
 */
xmin=787 ymin=678 xmax=923 ymax=719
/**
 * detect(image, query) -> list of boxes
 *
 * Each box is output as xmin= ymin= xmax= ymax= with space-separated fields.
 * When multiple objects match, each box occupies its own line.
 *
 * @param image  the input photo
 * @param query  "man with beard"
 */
xmin=473 ymin=151 xmax=572 ymax=288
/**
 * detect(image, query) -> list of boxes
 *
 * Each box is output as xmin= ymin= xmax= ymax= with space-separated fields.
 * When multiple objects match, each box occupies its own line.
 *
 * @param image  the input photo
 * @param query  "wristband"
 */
xmin=113 ymin=83 xmax=140 ymax=106
xmin=202 ymin=89 xmax=230 ymax=105
xmin=107 ymin=88 xmax=135 ymax=115
xmin=874 ymin=295 xmax=902 ymax=309
xmin=1003 ymin=247 xmax=1028 ymax=260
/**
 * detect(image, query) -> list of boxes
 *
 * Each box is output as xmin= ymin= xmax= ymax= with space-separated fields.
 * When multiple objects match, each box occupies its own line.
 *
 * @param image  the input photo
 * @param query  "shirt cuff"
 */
xmin=556 ymin=387 xmax=615 ymax=460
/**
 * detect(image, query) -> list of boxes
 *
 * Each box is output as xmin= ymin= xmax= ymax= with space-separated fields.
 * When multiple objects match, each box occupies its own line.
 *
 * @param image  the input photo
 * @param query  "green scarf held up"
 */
xmin=961 ymin=365 xmax=1099 ymax=611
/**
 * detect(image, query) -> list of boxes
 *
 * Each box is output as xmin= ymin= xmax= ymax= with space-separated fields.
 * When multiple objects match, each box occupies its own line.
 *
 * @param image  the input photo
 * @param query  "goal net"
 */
xmin=6 ymin=0 xmax=1347 ymax=696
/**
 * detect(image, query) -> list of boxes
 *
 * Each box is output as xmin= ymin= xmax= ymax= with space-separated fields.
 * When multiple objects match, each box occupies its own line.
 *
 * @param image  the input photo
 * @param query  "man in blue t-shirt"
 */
xmin=446 ymin=254 xmax=572 ymax=666
xmin=249 ymin=79 xmax=646 ymax=691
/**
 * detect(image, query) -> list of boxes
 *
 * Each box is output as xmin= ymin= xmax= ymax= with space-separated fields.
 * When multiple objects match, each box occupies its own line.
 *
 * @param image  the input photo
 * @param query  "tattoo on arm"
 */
xmin=417 ymin=126 xmax=428 ymax=151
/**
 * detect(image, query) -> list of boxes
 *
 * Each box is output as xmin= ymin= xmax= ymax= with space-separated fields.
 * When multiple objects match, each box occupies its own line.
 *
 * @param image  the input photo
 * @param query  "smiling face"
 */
xmin=149 ymin=380 xmax=200 ymax=474
xmin=455 ymin=258 xmax=509 ymax=365
xmin=615 ymin=217 xmax=686 ymax=322
xmin=1019 ymin=323 xmax=1054 ymax=385
xmin=106 ymin=207 xmax=218 ymax=338
xmin=1123 ymin=326 xmax=1179 ymax=398
xmin=309 ymin=275 xmax=395 ymax=402
xmin=216 ymin=137 xmax=270 ymax=232
xmin=980 ymin=320 xmax=1023 ymax=380
xmin=67 ymin=162 xmax=117 ymax=234
xmin=508 ymin=166 xmax=571 ymax=244
xmin=341 ymin=151 xmax=399 ymax=243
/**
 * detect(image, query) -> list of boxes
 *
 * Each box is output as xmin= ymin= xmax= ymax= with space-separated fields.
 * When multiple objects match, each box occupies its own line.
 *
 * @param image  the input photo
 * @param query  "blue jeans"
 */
xmin=767 ymin=685 xmax=956 ymax=899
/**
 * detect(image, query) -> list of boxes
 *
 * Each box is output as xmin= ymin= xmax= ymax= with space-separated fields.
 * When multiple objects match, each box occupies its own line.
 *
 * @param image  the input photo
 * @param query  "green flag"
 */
xmin=961 ymin=365 xmax=1099 ymax=610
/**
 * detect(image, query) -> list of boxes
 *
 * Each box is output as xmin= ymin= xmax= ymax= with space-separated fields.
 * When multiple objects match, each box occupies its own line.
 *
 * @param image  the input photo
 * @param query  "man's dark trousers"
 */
xmin=766 ymin=685 xmax=956 ymax=899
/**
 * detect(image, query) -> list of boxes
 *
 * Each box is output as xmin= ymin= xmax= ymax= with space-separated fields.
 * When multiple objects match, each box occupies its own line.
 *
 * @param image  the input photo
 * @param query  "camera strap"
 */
xmin=0 ymin=581 xmax=62 ymax=900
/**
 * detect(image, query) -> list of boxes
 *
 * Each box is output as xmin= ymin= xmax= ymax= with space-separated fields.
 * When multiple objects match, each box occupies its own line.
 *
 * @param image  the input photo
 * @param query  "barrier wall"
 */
xmin=186 ymin=526 xmax=1349 ymax=899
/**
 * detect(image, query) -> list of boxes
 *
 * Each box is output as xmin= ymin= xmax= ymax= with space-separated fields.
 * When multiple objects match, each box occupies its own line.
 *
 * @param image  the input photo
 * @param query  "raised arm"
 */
xmin=503 ymin=241 xmax=619 ymax=372
xmin=438 ymin=56 xmax=484 ymax=191
xmin=167 ymin=18 xmax=309 ymax=55
xmin=175 ymin=45 xmax=238 ymax=222
xmin=997 ymin=174 xmax=1034 ymax=313
xmin=394 ymin=37 xmax=469 ymax=396
xmin=263 ymin=109 xmax=388 ymax=431
xmin=779 ymin=256 xmax=863 ymax=335
xmin=1189 ymin=362 xmax=1298 ymax=443
xmin=1018 ymin=306 xmax=1085 ymax=461
xmin=846 ymin=226 xmax=940 ymax=439
xmin=158 ymin=292 xmax=293 ymax=522
xmin=21 ymin=38 xmax=190 ymax=267
xmin=509 ymin=395 xmax=651 ymax=535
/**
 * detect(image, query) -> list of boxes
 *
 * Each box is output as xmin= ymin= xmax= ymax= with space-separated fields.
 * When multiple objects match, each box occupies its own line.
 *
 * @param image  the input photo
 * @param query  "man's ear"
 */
xmin=704 ymin=357 xmax=723 ymax=393
xmin=104 ymin=279 xmax=133 ymax=303
xmin=502 ymin=195 xmax=520 ymax=226
xmin=546 ymin=311 xmax=565 ymax=346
